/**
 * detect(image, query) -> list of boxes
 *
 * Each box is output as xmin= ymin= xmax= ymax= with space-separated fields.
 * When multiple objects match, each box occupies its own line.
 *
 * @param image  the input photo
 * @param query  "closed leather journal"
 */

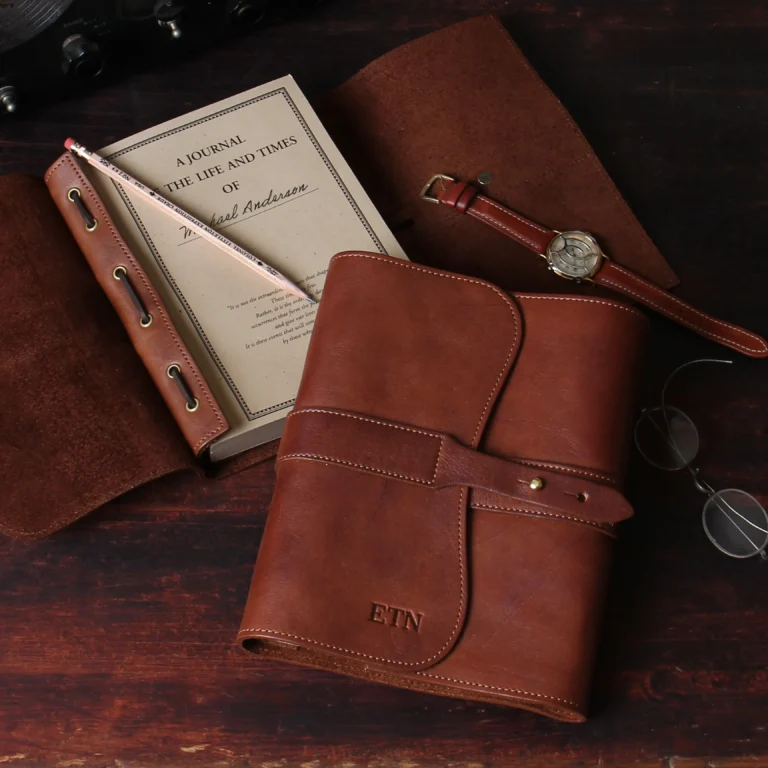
xmin=239 ymin=251 xmax=648 ymax=722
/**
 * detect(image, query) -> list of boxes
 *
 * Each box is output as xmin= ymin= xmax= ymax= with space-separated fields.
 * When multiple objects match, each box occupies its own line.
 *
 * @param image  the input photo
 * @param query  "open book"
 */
xmin=87 ymin=76 xmax=406 ymax=461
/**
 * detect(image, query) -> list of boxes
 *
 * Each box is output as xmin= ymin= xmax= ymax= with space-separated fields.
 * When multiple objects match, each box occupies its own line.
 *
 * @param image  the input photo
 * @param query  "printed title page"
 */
xmin=89 ymin=76 xmax=406 ymax=458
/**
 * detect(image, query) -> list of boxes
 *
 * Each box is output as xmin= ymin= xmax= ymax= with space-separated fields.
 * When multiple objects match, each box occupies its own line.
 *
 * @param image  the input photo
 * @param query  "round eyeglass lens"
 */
xmin=702 ymin=489 xmax=768 ymax=559
xmin=634 ymin=406 xmax=699 ymax=470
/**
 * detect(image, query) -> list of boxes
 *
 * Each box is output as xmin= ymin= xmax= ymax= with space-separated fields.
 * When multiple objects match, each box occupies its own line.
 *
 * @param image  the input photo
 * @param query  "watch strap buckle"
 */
xmin=420 ymin=173 xmax=456 ymax=204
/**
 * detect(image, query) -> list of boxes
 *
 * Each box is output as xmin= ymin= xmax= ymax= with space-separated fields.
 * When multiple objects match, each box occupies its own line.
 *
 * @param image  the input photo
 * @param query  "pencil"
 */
xmin=64 ymin=138 xmax=316 ymax=304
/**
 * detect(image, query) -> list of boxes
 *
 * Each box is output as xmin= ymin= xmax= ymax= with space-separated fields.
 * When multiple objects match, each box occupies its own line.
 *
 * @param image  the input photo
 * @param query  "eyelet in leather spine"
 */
xmin=167 ymin=364 xmax=199 ymax=413
xmin=113 ymin=265 xmax=153 ymax=328
xmin=67 ymin=187 xmax=98 ymax=231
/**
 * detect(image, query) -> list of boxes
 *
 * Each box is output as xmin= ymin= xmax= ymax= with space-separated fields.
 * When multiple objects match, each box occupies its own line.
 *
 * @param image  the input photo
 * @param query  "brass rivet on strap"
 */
xmin=477 ymin=171 xmax=493 ymax=185
xmin=529 ymin=477 xmax=545 ymax=491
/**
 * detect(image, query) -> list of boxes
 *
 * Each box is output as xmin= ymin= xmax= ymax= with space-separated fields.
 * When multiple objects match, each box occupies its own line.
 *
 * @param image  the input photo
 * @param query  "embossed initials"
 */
xmin=369 ymin=602 xmax=423 ymax=632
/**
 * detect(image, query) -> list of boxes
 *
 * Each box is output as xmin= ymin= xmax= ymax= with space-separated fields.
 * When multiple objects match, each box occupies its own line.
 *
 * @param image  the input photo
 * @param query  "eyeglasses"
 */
xmin=634 ymin=358 xmax=768 ymax=560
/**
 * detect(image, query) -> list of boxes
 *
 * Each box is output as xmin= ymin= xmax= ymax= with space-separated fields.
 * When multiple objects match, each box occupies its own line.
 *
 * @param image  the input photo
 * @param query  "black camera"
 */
xmin=0 ymin=0 xmax=323 ymax=114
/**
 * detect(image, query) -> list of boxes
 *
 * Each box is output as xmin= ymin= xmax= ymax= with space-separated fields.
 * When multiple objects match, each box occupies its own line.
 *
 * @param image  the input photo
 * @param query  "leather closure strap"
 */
xmin=431 ymin=176 xmax=768 ymax=359
xmin=278 ymin=408 xmax=633 ymax=526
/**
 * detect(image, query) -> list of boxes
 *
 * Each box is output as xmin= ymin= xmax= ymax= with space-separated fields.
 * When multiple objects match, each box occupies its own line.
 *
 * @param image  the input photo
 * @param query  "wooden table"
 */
xmin=2 ymin=1 xmax=767 ymax=765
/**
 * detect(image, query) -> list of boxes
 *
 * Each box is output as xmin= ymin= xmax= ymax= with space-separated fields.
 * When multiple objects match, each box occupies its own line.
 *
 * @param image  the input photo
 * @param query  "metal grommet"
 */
xmin=167 ymin=364 xmax=198 ymax=413
xmin=140 ymin=313 xmax=153 ymax=328
xmin=477 ymin=171 xmax=493 ymax=185
xmin=67 ymin=186 xmax=98 ymax=230
xmin=576 ymin=492 xmax=588 ymax=503
xmin=113 ymin=265 xmax=127 ymax=280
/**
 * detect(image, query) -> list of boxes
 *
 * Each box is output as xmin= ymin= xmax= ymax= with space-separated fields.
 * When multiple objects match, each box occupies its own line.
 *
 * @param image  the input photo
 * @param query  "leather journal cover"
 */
xmin=0 ymin=166 xmax=275 ymax=539
xmin=1 ymin=15 xmax=673 ymax=538
xmin=318 ymin=15 xmax=678 ymax=293
xmin=239 ymin=252 xmax=648 ymax=722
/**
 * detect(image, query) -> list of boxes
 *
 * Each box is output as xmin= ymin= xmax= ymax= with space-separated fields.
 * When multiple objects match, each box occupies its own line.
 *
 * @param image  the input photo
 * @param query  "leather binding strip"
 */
xmin=45 ymin=152 xmax=229 ymax=456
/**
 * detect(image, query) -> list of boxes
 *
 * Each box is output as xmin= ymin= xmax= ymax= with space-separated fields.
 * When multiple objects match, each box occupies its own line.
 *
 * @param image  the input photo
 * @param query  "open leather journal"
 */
xmin=1 ymin=16 xmax=679 ymax=540
xmin=65 ymin=76 xmax=406 ymax=462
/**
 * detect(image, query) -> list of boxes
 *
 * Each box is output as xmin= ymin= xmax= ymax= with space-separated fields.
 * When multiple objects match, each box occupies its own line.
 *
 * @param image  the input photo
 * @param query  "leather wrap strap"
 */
xmin=278 ymin=407 xmax=633 ymax=526
xmin=434 ymin=177 xmax=768 ymax=358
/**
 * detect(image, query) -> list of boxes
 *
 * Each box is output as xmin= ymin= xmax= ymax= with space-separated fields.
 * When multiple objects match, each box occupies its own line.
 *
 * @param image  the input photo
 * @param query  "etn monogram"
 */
xmin=369 ymin=602 xmax=423 ymax=632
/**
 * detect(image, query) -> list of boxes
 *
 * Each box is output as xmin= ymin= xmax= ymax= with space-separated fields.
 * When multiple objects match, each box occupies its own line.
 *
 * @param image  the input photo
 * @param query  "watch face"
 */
xmin=546 ymin=231 xmax=603 ymax=280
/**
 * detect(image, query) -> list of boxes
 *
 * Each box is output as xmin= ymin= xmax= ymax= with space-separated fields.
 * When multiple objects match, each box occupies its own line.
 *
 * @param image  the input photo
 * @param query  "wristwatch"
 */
xmin=421 ymin=174 xmax=768 ymax=359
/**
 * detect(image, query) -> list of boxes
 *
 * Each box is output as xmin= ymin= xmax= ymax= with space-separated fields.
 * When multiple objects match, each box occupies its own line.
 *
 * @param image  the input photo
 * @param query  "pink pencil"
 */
xmin=64 ymin=138 xmax=315 ymax=303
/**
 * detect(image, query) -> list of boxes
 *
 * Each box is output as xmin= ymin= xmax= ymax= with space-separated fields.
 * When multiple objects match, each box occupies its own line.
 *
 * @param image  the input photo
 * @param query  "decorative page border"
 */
xmin=108 ymin=87 xmax=387 ymax=420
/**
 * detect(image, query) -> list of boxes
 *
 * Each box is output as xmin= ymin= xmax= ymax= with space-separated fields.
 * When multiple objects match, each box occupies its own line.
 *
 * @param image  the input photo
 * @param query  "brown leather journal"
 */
xmin=1 ymin=16 xmax=673 ymax=538
xmin=239 ymin=251 xmax=648 ymax=722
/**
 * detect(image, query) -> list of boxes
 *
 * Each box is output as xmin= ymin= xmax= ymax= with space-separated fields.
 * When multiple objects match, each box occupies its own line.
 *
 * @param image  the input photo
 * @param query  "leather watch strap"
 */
xmin=436 ymin=177 xmax=555 ymax=254
xmin=592 ymin=260 xmax=768 ymax=358
xmin=429 ymin=176 xmax=768 ymax=359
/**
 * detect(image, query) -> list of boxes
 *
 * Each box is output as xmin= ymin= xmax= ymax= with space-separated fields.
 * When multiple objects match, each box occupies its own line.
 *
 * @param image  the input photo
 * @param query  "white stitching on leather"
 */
xmin=412 ymin=671 xmax=579 ymax=709
xmin=602 ymin=263 xmax=768 ymax=354
xmin=479 ymin=196 xmax=552 ymax=235
xmin=247 ymin=253 xmax=520 ymax=669
xmin=432 ymin=435 xmax=445 ymax=485
xmin=332 ymin=253 xmax=518 ymax=311
xmin=287 ymin=408 xmax=442 ymax=438
xmin=277 ymin=453 xmax=433 ymax=485
xmin=469 ymin=209 xmax=541 ymax=251
xmin=470 ymin=502 xmax=616 ymax=533
xmin=44 ymin=153 xmax=69 ymax=182
xmin=242 ymin=636 xmax=579 ymax=713
xmin=236 ymin=628 xmax=435 ymax=665
xmin=48 ymin=155 xmax=226 ymax=452
xmin=237 ymin=488 xmax=468 ymax=668
xmin=285 ymin=409 xmax=445 ymax=483
xmin=331 ymin=253 xmax=520 ymax=448
xmin=288 ymin=409 xmax=615 ymax=487
xmin=602 ymin=276 xmax=763 ymax=353
xmin=515 ymin=293 xmax=645 ymax=318
xmin=513 ymin=458 xmax=616 ymax=485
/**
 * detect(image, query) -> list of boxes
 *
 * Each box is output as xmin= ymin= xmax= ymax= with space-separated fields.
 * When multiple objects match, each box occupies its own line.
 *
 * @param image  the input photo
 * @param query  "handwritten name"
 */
xmin=178 ymin=182 xmax=311 ymax=240
xmin=209 ymin=183 xmax=310 ymax=228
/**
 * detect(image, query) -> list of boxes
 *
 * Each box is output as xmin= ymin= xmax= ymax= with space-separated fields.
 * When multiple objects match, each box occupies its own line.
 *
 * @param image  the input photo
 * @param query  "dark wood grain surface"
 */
xmin=2 ymin=1 xmax=768 ymax=765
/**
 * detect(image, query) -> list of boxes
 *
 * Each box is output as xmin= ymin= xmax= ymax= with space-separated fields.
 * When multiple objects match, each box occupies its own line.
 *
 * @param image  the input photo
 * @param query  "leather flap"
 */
xmin=240 ymin=253 xmax=523 ymax=670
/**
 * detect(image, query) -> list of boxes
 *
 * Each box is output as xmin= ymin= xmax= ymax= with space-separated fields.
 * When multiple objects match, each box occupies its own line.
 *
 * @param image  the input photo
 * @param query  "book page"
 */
xmin=88 ymin=76 xmax=406 ymax=459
